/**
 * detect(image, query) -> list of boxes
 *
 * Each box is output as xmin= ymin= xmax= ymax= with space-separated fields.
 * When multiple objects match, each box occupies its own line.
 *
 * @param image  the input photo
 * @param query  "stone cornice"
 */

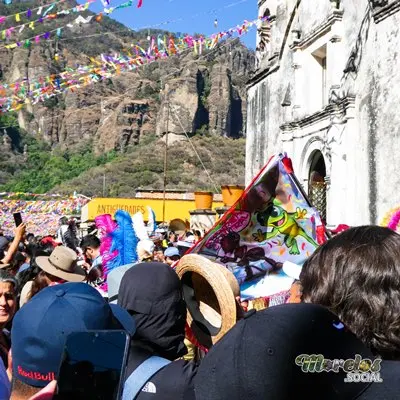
xmin=290 ymin=9 xmax=344 ymax=50
xmin=246 ymin=64 xmax=280 ymax=87
xmin=280 ymin=96 xmax=355 ymax=132
xmin=372 ymin=0 xmax=400 ymax=23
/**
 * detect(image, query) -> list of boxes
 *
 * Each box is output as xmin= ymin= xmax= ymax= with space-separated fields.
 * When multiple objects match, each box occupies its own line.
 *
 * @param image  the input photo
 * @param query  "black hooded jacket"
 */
xmin=118 ymin=262 xmax=198 ymax=400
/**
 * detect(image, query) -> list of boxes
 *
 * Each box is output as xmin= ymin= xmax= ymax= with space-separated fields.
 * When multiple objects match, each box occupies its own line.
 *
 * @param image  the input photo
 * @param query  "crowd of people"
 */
xmin=0 ymin=217 xmax=399 ymax=399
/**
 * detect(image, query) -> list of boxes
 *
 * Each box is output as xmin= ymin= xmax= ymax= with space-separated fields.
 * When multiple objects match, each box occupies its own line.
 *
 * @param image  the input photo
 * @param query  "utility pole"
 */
xmin=162 ymin=95 xmax=169 ymax=224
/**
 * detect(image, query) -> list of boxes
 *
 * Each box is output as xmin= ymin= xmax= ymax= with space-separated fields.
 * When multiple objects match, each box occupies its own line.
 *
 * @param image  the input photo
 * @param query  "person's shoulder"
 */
xmin=19 ymin=281 xmax=34 ymax=308
xmin=136 ymin=360 xmax=197 ymax=400
xmin=155 ymin=359 xmax=198 ymax=392
xmin=21 ymin=280 xmax=33 ymax=292
xmin=165 ymin=358 xmax=198 ymax=377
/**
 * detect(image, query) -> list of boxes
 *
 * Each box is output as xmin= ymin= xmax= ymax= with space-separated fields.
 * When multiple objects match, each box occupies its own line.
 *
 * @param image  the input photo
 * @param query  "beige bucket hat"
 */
xmin=36 ymin=246 xmax=86 ymax=282
xmin=175 ymin=254 xmax=240 ymax=348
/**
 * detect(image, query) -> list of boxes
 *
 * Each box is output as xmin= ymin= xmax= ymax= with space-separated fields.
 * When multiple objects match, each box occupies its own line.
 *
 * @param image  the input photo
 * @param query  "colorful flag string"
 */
xmin=1 ymin=0 xmax=137 ymax=50
xmin=0 ymin=0 xmax=66 ymax=25
xmin=0 ymin=35 xmax=235 ymax=127
xmin=0 ymin=0 xmax=131 ymax=44
xmin=0 ymin=16 xmax=266 ymax=113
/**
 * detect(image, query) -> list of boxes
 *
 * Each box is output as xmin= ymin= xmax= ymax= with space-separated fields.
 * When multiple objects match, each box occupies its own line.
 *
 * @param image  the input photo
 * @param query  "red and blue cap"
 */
xmin=11 ymin=282 xmax=135 ymax=388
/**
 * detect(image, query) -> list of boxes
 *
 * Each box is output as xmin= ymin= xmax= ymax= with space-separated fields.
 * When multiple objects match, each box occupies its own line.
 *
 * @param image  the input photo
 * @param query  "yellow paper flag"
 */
xmin=16 ymin=13 xmax=20 ymax=22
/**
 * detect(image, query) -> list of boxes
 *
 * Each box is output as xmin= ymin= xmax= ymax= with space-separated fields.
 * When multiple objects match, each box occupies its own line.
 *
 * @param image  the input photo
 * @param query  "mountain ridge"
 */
xmin=0 ymin=0 xmax=255 ymax=194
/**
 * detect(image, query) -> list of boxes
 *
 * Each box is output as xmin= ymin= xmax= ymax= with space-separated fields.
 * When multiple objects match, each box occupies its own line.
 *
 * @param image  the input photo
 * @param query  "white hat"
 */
xmin=282 ymin=261 xmax=303 ymax=280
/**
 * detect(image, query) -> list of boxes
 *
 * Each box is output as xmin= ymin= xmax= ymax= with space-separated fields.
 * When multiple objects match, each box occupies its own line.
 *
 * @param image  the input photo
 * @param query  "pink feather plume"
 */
xmin=388 ymin=210 xmax=400 ymax=231
xmin=95 ymin=214 xmax=118 ymax=291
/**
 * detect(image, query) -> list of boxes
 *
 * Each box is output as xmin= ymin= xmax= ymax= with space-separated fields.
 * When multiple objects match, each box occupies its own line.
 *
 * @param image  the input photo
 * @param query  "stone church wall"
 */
xmin=246 ymin=0 xmax=400 ymax=225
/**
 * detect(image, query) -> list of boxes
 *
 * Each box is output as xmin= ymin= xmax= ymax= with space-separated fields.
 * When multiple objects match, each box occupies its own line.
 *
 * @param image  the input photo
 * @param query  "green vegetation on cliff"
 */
xmin=0 ymin=133 xmax=116 ymax=193
xmin=0 ymin=125 xmax=245 ymax=196
xmin=53 ymin=134 xmax=246 ymax=196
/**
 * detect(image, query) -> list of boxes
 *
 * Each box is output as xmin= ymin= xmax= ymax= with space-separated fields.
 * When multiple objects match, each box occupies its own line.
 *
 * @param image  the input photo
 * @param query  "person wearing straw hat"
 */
xmin=35 ymin=246 xmax=86 ymax=283
xmin=20 ymin=246 xmax=86 ymax=307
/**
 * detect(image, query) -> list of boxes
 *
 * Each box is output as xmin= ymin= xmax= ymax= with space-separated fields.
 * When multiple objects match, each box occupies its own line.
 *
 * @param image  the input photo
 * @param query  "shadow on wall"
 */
xmin=338 ymin=7 xmax=372 ymax=97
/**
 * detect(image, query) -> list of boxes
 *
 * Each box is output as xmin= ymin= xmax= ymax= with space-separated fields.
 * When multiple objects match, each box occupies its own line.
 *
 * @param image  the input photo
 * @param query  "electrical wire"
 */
xmin=169 ymin=104 xmax=221 ymax=194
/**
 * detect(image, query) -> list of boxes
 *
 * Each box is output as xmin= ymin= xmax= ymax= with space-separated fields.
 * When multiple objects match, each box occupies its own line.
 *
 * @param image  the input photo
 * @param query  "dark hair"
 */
xmin=28 ymin=270 xmax=61 ymax=300
xmin=0 ymin=269 xmax=18 ymax=292
xmin=25 ymin=243 xmax=36 ymax=258
xmin=300 ymin=225 xmax=400 ymax=359
xmin=16 ymin=248 xmax=52 ymax=291
xmin=80 ymin=235 xmax=101 ymax=251
xmin=38 ymin=238 xmax=57 ymax=255
xmin=9 ymin=252 xmax=26 ymax=275
xmin=154 ymin=246 xmax=164 ymax=252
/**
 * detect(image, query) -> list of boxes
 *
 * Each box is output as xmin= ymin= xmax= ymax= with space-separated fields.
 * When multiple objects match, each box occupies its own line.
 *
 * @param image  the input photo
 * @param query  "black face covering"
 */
xmin=118 ymin=262 xmax=187 ymax=360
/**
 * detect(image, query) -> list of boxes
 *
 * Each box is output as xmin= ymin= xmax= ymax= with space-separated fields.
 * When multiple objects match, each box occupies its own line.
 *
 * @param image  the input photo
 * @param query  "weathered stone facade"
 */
xmin=246 ymin=0 xmax=400 ymax=226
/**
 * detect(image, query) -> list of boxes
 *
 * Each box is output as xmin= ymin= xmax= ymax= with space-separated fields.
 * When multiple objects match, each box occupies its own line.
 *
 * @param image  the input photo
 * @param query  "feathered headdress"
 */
xmin=146 ymin=206 xmax=157 ymax=235
xmin=95 ymin=214 xmax=118 ymax=283
xmin=133 ymin=211 xmax=156 ymax=261
xmin=132 ymin=211 xmax=149 ymax=241
xmin=110 ymin=210 xmax=139 ymax=267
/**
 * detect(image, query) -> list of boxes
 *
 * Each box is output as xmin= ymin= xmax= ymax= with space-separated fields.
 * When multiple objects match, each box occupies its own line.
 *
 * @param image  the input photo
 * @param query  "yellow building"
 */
xmin=81 ymin=193 xmax=224 ymax=223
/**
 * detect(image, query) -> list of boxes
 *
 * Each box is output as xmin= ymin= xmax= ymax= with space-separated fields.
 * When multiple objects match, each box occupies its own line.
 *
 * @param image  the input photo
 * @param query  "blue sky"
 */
xmin=84 ymin=0 xmax=258 ymax=48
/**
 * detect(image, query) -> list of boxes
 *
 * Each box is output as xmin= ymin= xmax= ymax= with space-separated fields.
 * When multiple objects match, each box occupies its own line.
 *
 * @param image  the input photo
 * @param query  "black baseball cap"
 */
xmin=195 ymin=303 xmax=399 ymax=400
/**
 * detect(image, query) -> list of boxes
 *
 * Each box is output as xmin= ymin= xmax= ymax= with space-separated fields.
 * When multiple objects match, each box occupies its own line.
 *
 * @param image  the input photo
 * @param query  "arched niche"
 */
xmin=307 ymin=150 xmax=327 ymax=223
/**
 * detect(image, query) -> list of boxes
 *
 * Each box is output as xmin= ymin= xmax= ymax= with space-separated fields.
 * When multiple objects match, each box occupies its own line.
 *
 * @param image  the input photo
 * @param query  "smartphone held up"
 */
xmin=13 ymin=212 xmax=22 ymax=227
xmin=54 ymin=330 xmax=130 ymax=400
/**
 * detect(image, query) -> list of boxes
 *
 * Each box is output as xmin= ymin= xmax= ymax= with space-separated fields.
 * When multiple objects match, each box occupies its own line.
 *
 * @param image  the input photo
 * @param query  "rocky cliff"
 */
xmin=0 ymin=1 xmax=254 ymax=158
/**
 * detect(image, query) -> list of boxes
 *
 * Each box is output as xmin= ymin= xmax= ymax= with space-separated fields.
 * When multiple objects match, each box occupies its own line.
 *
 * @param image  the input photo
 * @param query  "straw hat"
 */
xmin=36 ymin=246 xmax=86 ymax=282
xmin=175 ymin=254 xmax=240 ymax=348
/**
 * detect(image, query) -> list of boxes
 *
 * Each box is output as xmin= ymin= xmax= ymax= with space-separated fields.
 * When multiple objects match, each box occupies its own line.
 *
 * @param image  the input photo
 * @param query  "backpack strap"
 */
xmin=122 ymin=356 xmax=171 ymax=400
